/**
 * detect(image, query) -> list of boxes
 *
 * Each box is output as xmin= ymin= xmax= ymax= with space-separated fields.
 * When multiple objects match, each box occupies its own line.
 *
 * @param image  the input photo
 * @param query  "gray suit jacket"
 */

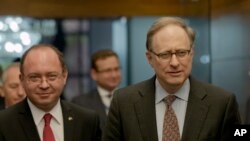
xmin=102 ymin=76 xmax=241 ymax=141
xmin=72 ymin=89 xmax=107 ymax=130
xmin=0 ymin=99 xmax=101 ymax=141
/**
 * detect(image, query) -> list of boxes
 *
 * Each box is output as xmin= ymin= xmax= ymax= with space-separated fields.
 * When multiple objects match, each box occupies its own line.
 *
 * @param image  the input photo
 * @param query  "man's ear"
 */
xmin=146 ymin=51 xmax=153 ymax=67
xmin=91 ymin=69 xmax=97 ymax=81
xmin=62 ymin=71 xmax=68 ymax=85
xmin=19 ymin=74 xmax=23 ymax=81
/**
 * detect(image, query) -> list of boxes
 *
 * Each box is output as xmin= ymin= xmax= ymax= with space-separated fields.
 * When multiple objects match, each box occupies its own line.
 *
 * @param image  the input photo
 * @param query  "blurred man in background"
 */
xmin=1 ymin=62 xmax=26 ymax=108
xmin=0 ymin=65 xmax=4 ymax=109
xmin=72 ymin=49 xmax=122 ymax=130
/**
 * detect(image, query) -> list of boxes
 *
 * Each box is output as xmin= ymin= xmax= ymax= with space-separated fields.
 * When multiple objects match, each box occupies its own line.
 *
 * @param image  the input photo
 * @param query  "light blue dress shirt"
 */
xmin=155 ymin=78 xmax=190 ymax=140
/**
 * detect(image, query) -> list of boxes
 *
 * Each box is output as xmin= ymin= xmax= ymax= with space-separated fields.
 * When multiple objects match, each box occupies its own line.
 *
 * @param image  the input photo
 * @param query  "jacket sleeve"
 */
xmin=220 ymin=94 xmax=242 ymax=141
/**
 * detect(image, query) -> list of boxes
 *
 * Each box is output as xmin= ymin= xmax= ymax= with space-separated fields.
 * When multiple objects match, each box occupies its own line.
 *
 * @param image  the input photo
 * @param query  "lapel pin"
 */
xmin=68 ymin=116 xmax=73 ymax=121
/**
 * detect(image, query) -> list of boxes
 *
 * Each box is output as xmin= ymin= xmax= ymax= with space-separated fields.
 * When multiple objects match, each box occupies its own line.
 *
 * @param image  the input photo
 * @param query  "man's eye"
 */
xmin=47 ymin=75 xmax=57 ymax=80
xmin=177 ymin=51 xmax=187 ymax=56
xmin=9 ymin=84 xmax=18 ymax=89
xmin=159 ymin=53 xmax=171 ymax=58
xmin=29 ymin=76 xmax=40 ymax=81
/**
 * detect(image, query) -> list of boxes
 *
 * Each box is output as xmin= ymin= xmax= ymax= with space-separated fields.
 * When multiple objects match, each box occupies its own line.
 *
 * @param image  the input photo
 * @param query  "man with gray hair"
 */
xmin=103 ymin=17 xmax=241 ymax=141
xmin=1 ymin=63 xmax=26 ymax=108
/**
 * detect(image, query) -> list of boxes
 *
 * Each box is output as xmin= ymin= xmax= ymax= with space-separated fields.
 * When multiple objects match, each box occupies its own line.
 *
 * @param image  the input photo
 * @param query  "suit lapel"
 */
xmin=94 ymin=91 xmax=108 ymax=129
xmin=134 ymin=77 xmax=158 ymax=141
xmin=61 ymin=101 xmax=75 ymax=141
xmin=18 ymin=100 xmax=40 ymax=141
xmin=182 ymin=77 xmax=210 ymax=141
xmin=94 ymin=90 xmax=107 ymax=119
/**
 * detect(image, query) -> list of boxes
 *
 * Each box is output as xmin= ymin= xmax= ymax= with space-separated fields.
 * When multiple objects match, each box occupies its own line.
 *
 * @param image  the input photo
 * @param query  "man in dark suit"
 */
xmin=0 ymin=97 xmax=4 ymax=110
xmin=0 ymin=44 xmax=101 ymax=141
xmin=103 ymin=17 xmax=241 ymax=141
xmin=72 ymin=49 xmax=121 ymax=130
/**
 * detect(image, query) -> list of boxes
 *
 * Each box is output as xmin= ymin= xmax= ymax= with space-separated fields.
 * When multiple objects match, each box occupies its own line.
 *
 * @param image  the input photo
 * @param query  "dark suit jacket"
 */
xmin=245 ymin=97 xmax=250 ymax=124
xmin=0 ymin=97 xmax=4 ymax=110
xmin=102 ymin=76 xmax=241 ymax=141
xmin=71 ymin=89 xmax=107 ymax=130
xmin=0 ymin=99 xmax=101 ymax=141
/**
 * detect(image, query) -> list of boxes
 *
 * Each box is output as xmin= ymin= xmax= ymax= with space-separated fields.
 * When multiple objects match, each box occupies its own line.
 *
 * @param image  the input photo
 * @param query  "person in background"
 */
xmin=72 ymin=49 xmax=122 ymax=130
xmin=0 ymin=44 xmax=101 ymax=141
xmin=245 ymin=70 xmax=250 ymax=124
xmin=1 ymin=63 xmax=26 ymax=108
xmin=103 ymin=17 xmax=241 ymax=141
xmin=0 ymin=65 xmax=4 ymax=109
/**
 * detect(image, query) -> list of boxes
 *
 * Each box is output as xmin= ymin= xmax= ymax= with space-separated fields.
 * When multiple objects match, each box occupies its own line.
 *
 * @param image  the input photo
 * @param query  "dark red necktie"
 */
xmin=43 ymin=113 xmax=55 ymax=141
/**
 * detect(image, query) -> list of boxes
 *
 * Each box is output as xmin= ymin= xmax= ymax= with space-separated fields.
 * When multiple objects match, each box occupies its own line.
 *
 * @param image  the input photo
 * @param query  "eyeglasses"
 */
xmin=24 ymin=73 xmax=63 ymax=85
xmin=149 ymin=49 xmax=191 ymax=61
xmin=97 ymin=67 xmax=121 ymax=73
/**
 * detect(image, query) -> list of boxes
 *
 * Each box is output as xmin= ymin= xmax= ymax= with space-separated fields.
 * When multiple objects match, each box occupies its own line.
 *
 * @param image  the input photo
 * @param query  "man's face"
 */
xmin=20 ymin=47 xmax=67 ymax=111
xmin=91 ymin=56 xmax=121 ymax=92
xmin=3 ymin=66 xmax=26 ymax=108
xmin=146 ymin=25 xmax=193 ymax=93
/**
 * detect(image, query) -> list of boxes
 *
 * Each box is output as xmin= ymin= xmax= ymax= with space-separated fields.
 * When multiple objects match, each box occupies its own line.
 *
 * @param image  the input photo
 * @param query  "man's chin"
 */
xmin=167 ymin=78 xmax=185 ymax=86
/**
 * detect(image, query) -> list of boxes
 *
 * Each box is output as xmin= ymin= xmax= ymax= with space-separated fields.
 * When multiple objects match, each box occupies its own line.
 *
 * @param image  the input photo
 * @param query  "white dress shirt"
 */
xmin=97 ymin=86 xmax=115 ymax=115
xmin=28 ymin=99 xmax=64 ymax=141
xmin=155 ymin=78 xmax=190 ymax=140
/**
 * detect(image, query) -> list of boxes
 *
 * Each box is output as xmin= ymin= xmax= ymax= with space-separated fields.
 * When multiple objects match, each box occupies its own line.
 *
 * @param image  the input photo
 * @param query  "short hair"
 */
xmin=146 ymin=17 xmax=196 ymax=51
xmin=20 ymin=44 xmax=67 ymax=74
xmin=91 ymin=49 xmax=119 ymax=70
xmin=2 ymin=63 xmax=20 ymax=83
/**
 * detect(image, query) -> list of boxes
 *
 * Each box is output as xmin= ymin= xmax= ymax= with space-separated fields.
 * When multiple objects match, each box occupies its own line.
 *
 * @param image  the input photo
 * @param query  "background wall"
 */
xmin=211 ymin=14 xmax=250 ymax=120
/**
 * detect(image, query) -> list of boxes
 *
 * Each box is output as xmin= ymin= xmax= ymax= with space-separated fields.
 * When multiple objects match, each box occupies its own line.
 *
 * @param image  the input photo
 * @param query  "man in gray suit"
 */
xmin=72 ymin=49 xmax=122 ymax=130
xmin=103 ymin=17 xmax=241 ymax=141
xmin=0 ymin=44 xmax=101 ymax=141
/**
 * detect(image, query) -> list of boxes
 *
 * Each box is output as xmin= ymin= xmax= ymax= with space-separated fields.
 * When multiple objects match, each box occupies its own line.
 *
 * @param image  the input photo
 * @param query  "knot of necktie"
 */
xmin=164 ymin=95 xmax=176 ymax=106
xmin=44 ymin=113 xmax=53 ymax=126
xmin=106 ymin=93 xmax=112 ymax=99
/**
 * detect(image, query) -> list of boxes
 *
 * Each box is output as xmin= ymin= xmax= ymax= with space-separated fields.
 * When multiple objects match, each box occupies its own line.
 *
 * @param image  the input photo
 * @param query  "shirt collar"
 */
xmin=97 ymin=85 xmax=116 ymax=98
xmin=155 ymin=78 xmax=190 ymax=104
xmin=28 ymin=98 xmax=63 ymax=126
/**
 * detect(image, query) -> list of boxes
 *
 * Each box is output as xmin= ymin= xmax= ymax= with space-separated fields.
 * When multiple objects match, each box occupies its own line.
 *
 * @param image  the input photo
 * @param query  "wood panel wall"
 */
xmin=0 ymin=0 xmax=248 ymax=18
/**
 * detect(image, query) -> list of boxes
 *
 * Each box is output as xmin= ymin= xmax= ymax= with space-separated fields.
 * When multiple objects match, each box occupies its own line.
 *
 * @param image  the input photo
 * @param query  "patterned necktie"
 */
xmin=162 ymin=95 xmax=180 ymax=141
xmin=43 ymin=113 xmax=55 ymax=141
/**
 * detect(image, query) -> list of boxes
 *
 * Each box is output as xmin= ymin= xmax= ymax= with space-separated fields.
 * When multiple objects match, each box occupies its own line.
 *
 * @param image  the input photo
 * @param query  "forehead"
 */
xmin=3 ymin=66 xmax=20 ymax=84
xmin=95 ymin=56 xmax=119 ymax=68
xmin=23 ymin=47 xmax=62 ymax=73
xmin=155 ymin=25 xmax=188 ymax=39
xmin=5 ymin=66 xmax=20 ymax=78
xmin=152 ymin=25 xmax=190 ymax=49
